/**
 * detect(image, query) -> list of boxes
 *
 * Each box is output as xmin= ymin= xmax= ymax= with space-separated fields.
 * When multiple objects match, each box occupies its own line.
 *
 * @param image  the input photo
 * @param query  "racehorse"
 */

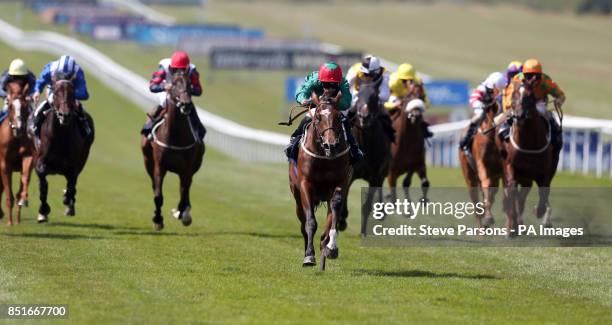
xmin=34 ymin=73 xmax=94 ymax=223
xmin=141 ymin=70 xmax=205 ymax=231
xmin=288 ymin=89 xmax=351 ymax=271
xmin=459 ymin=101 xmax=503 ymax=228
xmin=341 ymin=82 xmax=391 ymax=236
xmin=0 ymin=80 xmax=35 ymax=225
xmin=387 ymin=84 xmax=430 ymax=203
xmin=496 ymin=77 xmax=560 ymax=236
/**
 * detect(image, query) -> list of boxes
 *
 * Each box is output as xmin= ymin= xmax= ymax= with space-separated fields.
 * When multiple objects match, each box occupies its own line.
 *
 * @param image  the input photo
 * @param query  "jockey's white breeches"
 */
xmin=157 ymin=92 xmax=167 ymax=106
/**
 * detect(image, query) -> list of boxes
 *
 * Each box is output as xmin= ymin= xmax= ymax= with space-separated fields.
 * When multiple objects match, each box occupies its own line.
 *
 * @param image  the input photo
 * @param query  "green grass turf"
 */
xmin=0 ymin=39 xmax=611 ymax=323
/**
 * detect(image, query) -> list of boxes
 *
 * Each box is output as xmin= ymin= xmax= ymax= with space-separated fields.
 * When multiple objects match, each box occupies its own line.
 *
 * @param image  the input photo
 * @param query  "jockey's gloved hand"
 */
xmin=32 ymin=92 xmax=40 ymax=103
xmin=301 ymin=99 xmax=312 ymax=107
xmin=554 ymin=97 xmax=565 ymax=108
xmin=164 ymin=83 xmax=172 ymax=91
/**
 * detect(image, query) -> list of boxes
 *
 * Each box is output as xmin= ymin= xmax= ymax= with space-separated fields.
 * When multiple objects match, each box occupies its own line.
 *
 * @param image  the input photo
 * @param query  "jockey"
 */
xmin=383 ymin=63 xmax=433 ymax=138
xmin=506 ymin=60 xmax=523 ymax=85
xmin=32 ymin=55 xmax=90 ymax=136
xmin=0 ymin=59 xmax=36 ymax=117
xmin=285 ymin=61 xmax=363 ymax=164
xmin=142 ymin=51 xmax=205 ymax=141
xmin=346 ymin=55 xmax=390 ymax=104
xmin=459 ymin=72 xmax=506 ymax=153
xmin=499 ymin=58 xmax=565 ymax=145
xmin=345 ymin=55 xmax=395 ymax=142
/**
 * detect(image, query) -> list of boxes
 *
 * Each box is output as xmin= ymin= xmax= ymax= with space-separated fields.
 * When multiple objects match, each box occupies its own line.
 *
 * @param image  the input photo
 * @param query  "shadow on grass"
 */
xmin=112 ymin=230 xmax=301 ymax=239
xmin=2 ymin=233 xmax=105 ymax=240
xmin=47 ymin=221 xmax=142 ymax=232
xmin=352 ymin=269 xmax=499 ymax=280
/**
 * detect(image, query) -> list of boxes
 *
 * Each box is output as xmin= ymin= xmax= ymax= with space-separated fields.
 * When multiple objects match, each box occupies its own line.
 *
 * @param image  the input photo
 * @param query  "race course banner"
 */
xmin=424 ymin=80 xmax=470 ymax=107
xmin=210 ymin=49 xmax=363 ymax=71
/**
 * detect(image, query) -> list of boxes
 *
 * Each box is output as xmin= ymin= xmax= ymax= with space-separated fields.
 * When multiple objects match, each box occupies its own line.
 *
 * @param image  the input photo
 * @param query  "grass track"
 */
xmin=0 ymin=4 xmax=612 ymax=324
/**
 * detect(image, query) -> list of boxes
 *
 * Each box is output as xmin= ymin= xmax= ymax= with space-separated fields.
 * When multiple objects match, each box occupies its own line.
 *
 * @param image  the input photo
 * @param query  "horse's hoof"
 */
xmin=64 ymin=206 xmax=75 ymax=217
xmin=37 ymin=214 xmax=48 ymax=223
xmin=328 ymin=247 xmax=339 ymax=260
xmin=337 ymin=219 xmax=347 ymax=231
xmin=506 ymin=231 xmax=517 ymax=239
xmin=542 ymin=221 xmax=553 ymax=228
xmin=482 ymin=217 xmax=495 ymax=227
xmin=181 ymin=213 xmax=192 ymax=227
xmin=153 ymin=222 xmax=164 ymax=231
xmin=302 ymin=255 xmax=316 ymax=267
xmin=17 ymin=199 xmax=28 ymax=207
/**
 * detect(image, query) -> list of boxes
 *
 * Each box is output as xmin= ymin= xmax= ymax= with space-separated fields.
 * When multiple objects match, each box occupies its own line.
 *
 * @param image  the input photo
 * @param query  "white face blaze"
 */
xmin=320 ymin=108 xmax=331 ymax=118
xmin=12 ymin=99 xmax=22 ymax=128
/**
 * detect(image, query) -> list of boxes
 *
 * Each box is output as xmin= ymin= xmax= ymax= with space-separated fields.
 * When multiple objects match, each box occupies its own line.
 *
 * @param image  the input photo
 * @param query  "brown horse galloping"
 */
xmin=141 ymin=70 xmax=205 ymax=231
xmin=459 ymin=102 xmax=503 ymax=228
xmin=341 ymin=82 xmax=391 ymax=236
xmin=0 ymin=81 xmax=35 ymax=225
xmin=497 ymin=78 xmax=559 ymax=236
xmin=387 ymin=85 xmax=429 ymax=203
xmin=288 ymin=89 xmax=351 ymax=271
xmin=34 ymin=74 xmax=94 ymax=223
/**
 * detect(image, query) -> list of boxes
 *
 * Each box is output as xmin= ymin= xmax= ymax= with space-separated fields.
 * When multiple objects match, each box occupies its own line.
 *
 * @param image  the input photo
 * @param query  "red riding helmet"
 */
xmin=170 ymin=51 xmax=190 ymax=69
xmin=318 ymin=61 xmax=343 ymax=83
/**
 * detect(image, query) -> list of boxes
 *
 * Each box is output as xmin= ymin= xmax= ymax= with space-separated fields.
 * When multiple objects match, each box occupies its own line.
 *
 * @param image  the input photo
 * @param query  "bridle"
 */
xmin=52 ymin=79 xmax=75 ymax=125
xmin=507 ymin=83 xmax=551 ymax=154
xmin=301 ymin=99 xmax=349 ymax=159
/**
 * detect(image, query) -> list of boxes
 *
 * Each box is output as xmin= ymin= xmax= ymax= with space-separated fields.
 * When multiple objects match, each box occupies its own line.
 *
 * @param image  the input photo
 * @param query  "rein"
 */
xmin=151 ymin=117 xmax=198 ymax=151
xmin=300 ymin=125 xmax=349 ymax=160
xmin=508 ymin=111 xmax=552 ymax=154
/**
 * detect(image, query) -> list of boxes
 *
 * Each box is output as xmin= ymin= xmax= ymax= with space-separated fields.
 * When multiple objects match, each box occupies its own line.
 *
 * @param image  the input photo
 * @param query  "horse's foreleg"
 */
xmin=63 ymin=171 xmax=78 ymax=217
xmin=1 ymin=165 xmax=14 ymax=226
xmin=299 ymin=181 xmax=316 ymax=267
xmin=516 ymin=184 xmax=531 ymax=226
xmin=174 ymin=173 xmax=193 ymax=226
xmin=536 ymin=183 xmax=552 ymax=228
xmin=320 ymin=188 xmax=343 ymax=271
xmin=480 ymin=174 xmax=497 ymax=228
xmin=338 ymin=179 xmax=353 ymax=232
xmin=16 ymin=156 xmax=33 ymax=223
xmin=387 ymin=169 xmax=398 ymax=202
xmin=503 ymin=165 xmax=518 ymax=238
xmin=402 ymin=171 xmax=413 ymax=208
xmin=152 ymin=166 xmax=166 ymax=231
xmin=417 ymin=165 xmax=430 ymax=202
xmin=36 ymin=170 xmax=50 ymax=223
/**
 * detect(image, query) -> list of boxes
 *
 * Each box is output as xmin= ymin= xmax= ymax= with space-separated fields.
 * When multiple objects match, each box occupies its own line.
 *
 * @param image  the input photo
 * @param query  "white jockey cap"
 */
xmin=360 ymin=55 xmax=381 ymax=74
xmin=484 ymin=72 xmax=507 ymax=90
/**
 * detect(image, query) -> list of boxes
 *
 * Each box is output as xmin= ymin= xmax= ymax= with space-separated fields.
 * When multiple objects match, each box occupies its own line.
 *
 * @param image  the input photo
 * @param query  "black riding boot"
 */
xmin=141 ymin=105 xmax=163 ymax=136
xmin=459 ymin=122 xmax=479 ymax=152
xmin=285 ymin=117 xmax=310 ymax=162
xmin=31 ymin=101 xmax=51 ymax=137
xmin=188 ymin=108 xmax=206 ymax=142
xmin=549 ymin=118 xmax=563 ymax=147
xmin=378 ymin=113 xmax=396 ymax=142
xmin=421 ymin=120 xmax=433 ymax=138
xmin=342 ymin=117 xmax=364 ymax=164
